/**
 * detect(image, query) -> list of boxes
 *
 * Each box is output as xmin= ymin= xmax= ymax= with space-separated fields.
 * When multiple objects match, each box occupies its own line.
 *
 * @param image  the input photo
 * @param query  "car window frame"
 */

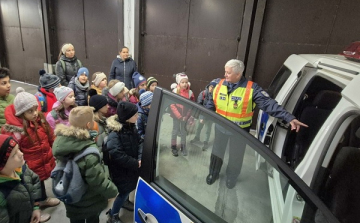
xmin=141 ymin=87 xmax=339 ymax=223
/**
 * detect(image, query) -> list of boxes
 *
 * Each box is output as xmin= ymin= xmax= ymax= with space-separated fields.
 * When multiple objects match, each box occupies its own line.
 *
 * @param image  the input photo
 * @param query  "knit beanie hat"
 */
xmin=109 ymin=82 xmax=125 ymax=96
xmin=14 ymin=87 xmax=39 ymax=116
xmin=77 ymin=67 xmax=89 ymax=78
xmin=39 ymin=69 xmax=60 ymax=90
xmin=146 ymin=76 xmax=158 ymax=89
xmin=69 ymin=106 xmax=94 ymax=129
xmin=54 ymin=86 xmax=73 ymax=102
xmin=92 ymin=72 xmax=107 ymax=87
xmin=0 ymin=135 xmax=18 ymax=171
xmin=89 ymin=95 xmax=108 ymax=112
xmin=117 ymin=101 xmax=138 ymax=124
xmin=132 ymin=72 xmax=146 ymax=88
xmin=175 ymin=73 xmax=188 ymax=84
xmin=139 ymin=91 xmax=153 ymax=107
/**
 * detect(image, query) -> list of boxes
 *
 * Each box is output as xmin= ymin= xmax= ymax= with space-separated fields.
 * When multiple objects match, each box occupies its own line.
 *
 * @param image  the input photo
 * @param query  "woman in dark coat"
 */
xmin=109 ymin=46 xmax=137 ymax=89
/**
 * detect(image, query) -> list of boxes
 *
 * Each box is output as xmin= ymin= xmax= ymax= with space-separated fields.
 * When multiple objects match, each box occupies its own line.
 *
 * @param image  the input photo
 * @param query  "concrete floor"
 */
xmin=9 ymin=81 xmax=134 ymax=223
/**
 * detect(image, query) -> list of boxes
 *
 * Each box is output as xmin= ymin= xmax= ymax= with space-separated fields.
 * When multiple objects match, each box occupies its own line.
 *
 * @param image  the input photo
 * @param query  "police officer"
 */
xmin=206 ymin=59 xmax=307 ymax=189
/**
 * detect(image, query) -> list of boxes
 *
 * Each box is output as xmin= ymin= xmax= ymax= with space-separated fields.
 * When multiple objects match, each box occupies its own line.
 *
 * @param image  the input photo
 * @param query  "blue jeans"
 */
xmin=110 ymin=192 xmax=130 ymax=215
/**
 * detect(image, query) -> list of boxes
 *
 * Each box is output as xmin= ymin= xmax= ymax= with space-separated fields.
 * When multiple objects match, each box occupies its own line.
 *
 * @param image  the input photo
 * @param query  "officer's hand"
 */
xmin=290 ymin=119 xmax=308 ymax=132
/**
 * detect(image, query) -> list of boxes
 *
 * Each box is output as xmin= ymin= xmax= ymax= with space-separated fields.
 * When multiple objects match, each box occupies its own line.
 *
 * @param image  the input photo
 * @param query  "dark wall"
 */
xmin=253 ymin=0 xmax=360 ymax=89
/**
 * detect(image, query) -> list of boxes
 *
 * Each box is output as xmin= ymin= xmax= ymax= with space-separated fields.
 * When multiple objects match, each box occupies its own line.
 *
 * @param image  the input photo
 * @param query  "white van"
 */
xmin=256 ymin=53 xmax=360 ymax=222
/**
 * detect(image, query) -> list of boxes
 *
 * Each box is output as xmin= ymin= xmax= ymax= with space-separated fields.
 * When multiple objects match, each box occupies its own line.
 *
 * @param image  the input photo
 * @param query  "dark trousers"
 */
xmin=69 ymin=215 xmax=100 ymax=223
xmin=171 ymin=118 xmax=186 ymax=146
xmin=40 ymin=180 xmax=47 ymax=201
xmin=209 ymin=125 xmax=249 ymax=179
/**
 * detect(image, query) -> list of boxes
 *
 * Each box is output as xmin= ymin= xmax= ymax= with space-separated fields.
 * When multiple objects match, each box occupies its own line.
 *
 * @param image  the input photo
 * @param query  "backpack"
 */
xmin=59 ymin=59 xmax=82 ymax=74
xmin=34 ymin=91 xmax=48 ymax=112
xmin=51 ymin=147 xmax=100 ymax=204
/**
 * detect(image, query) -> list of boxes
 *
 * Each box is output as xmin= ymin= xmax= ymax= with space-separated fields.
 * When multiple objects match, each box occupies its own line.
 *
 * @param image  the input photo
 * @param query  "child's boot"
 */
xmin=202 ymin=141 xmax=209 ymax=151
xmin=181 ymin=144 xmax=188 ymax=156
xmin=171 ymin=145 xmax=178 ymax=157
xmin=106 ymin=209 xmax=122 ymax=223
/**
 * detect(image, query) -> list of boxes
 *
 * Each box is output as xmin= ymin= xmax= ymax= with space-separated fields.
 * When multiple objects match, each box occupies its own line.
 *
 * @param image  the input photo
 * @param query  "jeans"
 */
xmin=171 ymin=118 xmax=186 ymax=146
xmin=111 ymin=192 xmax=130 ymax=215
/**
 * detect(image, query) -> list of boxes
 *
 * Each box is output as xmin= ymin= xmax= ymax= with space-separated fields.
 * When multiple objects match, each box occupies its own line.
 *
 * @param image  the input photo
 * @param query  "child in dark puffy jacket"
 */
xmin=190 ymin=79 xmax=218 ymax=151
xmin=105 ymin=102 xmax=143 ymax=223
xmin=1 ymin=88 xmax=59 ymax=219
xmin=68 ymin=67 xmax=90 ymax=106
xmin=89 ymin=92 xmax=109 ymax=148
xmin=34 ymin=69 xmax=61 ymax=116
xmin=136 ymin=91 xmax=153 ymax=140
xmin=170 ymin=73 xmax=195 ymax=157
xmin=0 ymin=135 xmax=46 ymax=223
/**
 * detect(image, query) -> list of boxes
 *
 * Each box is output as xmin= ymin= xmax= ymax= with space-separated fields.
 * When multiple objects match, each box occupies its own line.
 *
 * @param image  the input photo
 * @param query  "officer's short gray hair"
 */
xmin=225 ymin=59 xmax=245 ymax=74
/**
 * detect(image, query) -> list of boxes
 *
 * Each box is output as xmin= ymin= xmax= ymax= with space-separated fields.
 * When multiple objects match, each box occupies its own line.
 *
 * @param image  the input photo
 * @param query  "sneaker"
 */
xmin=190 ymin=137 xmax=200 ymax=144
xmin=202 ymin=142 xmax=209 ymax=151
xmin=39 ymin=198 xmax=60 ymax=208
xmin=106 ymin=209 xmax=122 ymax=223
xmin=39 ymin=212 xmax=51 ymax=222
xmin=172 ymin=148 xmax=178 ymax=157
xmin=122 ymin=199 xmax=134 ymax=211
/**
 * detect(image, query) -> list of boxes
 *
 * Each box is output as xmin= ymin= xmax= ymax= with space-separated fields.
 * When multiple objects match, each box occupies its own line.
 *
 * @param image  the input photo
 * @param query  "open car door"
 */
xmin=136 ymin=87 xmax=339 ymax=223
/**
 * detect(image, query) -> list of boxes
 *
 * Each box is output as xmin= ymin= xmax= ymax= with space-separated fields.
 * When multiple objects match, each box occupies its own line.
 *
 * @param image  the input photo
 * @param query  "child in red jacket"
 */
xmin=1 ymin=87 xmax=59 ymax=211
xmin=170 ymin=73 xmax=195 ymax=157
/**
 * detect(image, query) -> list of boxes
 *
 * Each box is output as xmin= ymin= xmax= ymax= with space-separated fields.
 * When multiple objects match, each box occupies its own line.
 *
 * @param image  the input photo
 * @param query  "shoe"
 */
xmin=106 ymin=209 xmax=122 ymax=223
xmin=202 ymin=142 xmax=209 ymax=151
xmin=172 ymin=148 xmax=178 ymax=157
xmin=122 ymin=199 xmax=134 ymax=211
xmin=226 ymin=178 xmax=237 ymax=189
xmin=190 ymin=137 xmax=200 ymax=144
xmin=40 ymin=212 xmax=51 ymax=222
xmin=39 ymin=198 xmax=60 ymax=208
xmin=206 ymin=174 xmax=218 ymax=185
xmin=181 ymin=147 xmax=188 ymax=156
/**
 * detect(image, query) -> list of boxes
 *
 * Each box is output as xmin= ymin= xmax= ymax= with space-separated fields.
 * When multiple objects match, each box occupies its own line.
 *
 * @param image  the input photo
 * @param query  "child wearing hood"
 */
xmin=68 ymin=67 xmax=90 ymax=106
xmin=105 ymin=102 xmax=143 ymax=222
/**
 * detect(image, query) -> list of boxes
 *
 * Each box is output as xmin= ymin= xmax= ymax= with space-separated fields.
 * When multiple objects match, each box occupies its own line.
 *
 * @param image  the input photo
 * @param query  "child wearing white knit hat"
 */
xmin=90 ymin=72 xmax=107 ymax=95
xmin=1 ymin=87 xmax=60 ymax=217
xmin=46 ymin=86 xmax=76 ymax=130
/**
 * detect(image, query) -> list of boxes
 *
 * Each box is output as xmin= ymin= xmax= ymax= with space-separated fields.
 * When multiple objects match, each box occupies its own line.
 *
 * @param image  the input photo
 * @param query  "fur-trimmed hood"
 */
xmin=106 ymin=115 xmax=123 ymax=132
xmin=52 ymin=124 xmax=96 ymax=157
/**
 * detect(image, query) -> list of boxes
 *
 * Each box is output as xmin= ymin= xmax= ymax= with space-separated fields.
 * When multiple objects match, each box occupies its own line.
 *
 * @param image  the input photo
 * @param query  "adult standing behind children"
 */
xmin=68 ymin=67 xmax=90 ymax=106
xmin=55 ymin=43 xmax=82 ymax=86
xmin=52 ymin=106 xmax=118 ymax=223
xmin=0 ymin=68 xmax=14 ymax=128
xmin=46 ymin=86 xmax=76 ymax=130
xmin=105 ymin=102 xmax=142 ymax=223
xmin=35 ymin=70 xmax=61 ymax=116
xmin=109 ymin=46 xmax=137 ymax=89
xmin=1 ymin=88 xmax=59 ymax=218
xmin=0 ymin=135 xmax=44 ymax=223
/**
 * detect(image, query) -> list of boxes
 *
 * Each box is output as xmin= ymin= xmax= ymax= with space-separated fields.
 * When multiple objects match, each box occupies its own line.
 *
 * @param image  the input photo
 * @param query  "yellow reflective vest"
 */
xmin=213 ymin=79 xmax=255 ymax=128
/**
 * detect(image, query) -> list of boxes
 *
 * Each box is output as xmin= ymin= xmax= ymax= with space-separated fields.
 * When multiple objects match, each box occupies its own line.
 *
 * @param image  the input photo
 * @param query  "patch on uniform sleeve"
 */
xmin=261 ymin=91 xmax=269 ymax=97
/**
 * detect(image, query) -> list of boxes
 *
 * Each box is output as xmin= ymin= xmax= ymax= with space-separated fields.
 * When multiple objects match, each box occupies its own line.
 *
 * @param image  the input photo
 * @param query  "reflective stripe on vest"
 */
xmin=213 ymin=79 xmax=255 ymax=128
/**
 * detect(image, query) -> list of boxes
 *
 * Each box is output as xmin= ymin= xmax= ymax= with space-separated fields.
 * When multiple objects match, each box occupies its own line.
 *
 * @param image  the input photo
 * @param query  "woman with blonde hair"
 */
xmin=55 ymin=43 xmax=83 ymax=86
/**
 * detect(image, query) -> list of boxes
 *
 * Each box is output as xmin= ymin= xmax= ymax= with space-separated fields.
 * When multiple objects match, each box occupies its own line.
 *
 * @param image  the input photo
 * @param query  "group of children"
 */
xmin=0 ymin=66 xmax=158 ymax=223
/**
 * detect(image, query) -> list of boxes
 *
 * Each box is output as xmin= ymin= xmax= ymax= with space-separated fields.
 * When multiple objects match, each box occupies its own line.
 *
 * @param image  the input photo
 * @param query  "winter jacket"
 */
xmin=90 ymin=84 xmax=102 ymax=95
xmin=46 ymin=101 xmax=71 ymax=130
xmin=196 ymin=86 xmax=212 ymax=119
xmin=0 ymin=94 xmax=14 ymax=128
xmin=94 ymin=113 xmax=108 ymax=148
xmin=129 ymin=94 xmax=138 ymax=105
xmin=105 ymin=115 xmax=142 ymax=194
xmin=170 ymin=87 xmax=195 ymax=120
xmin=34 ymin=87 xmax=57 ymax=116
xmin=1 ymin=105 xmax=55 ymax=181
xmin=0 ymin=165 xmax=41 ymax=223
xmin=55 ymin=55 xmax=82 ymax=86
xmin=136 ymin=103 xmax=148 ymax=140
xmin=68 ymin=76 xmax=89 ymax=106
xmin=109 ymin=56 xmax=137 ymax=89
xmin=52 ymin=124 xmax=117 ymax=220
